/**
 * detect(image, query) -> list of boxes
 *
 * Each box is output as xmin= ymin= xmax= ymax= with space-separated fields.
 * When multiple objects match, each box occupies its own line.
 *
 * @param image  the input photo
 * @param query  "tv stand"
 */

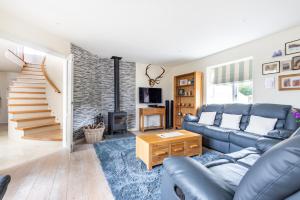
xmin=139 ymin=107 xmax=166 ymax=132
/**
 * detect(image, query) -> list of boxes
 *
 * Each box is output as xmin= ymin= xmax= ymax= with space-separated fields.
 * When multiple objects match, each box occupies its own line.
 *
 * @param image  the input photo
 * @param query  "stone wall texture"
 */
xmin=71 ymin=44 xmax=136 ymax=140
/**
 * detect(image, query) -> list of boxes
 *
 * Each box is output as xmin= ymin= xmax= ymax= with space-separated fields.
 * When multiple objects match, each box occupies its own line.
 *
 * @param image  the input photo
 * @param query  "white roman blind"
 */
xmin=211 ymin=59 xmax=253 ymax=84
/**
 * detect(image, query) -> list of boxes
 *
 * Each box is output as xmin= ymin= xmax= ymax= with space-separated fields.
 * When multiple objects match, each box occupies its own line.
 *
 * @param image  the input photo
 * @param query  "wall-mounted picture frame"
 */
xmin=262 ymin=61 xmax=280 ymax=75
xmin=280 ymin=60 xmax=292 ymax=72
xmin=292 ymin=56 xmax=300 ymax=70
xmin=278 ymin=73 xmax=300 ymax=91
xmin=285 ymin=39 xmax=300 ymax=55
xmin=179 ymin=79 xmax=188 ymax=85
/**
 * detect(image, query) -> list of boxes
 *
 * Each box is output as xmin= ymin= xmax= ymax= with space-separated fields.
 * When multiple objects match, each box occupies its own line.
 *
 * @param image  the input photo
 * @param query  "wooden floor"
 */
xmin=1 ymin=144 xmax=114 ymax=200
xmin=22 ymin=129 xmax=62 ymax=141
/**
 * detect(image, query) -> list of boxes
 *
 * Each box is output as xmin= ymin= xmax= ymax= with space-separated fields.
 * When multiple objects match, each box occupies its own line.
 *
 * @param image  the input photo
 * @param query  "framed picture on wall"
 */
xmin=280 ymin=60 xmax=292 ymax=72
xmin=292 ymin=56 xmax=300 ymax=70
xmin=278 ymin=73 xmax=300 ymax=91
xmin=285 ymin=39 xmax=300 ymax=55
xmin=262 ymin=61 xmax=280 ymax=75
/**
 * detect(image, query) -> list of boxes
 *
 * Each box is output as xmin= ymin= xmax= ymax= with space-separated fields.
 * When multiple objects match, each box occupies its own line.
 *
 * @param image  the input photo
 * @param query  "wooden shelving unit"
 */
xmin=173 ymin=72 xmax=203 ymax=129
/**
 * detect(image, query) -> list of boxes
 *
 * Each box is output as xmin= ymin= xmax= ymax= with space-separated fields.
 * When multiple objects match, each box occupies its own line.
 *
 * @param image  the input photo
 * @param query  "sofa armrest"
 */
xmin=266 ymin=129 xmax=293 ymax=139
xmin=162 ymin=157 xmax=234 ymax=200
xmin=184 ymin=114 xmax=199 ymax=122
xmin=0 ymin=175 xmax=11 ymax=200
xmin=255 ymin=137 xmax=282 ymax=153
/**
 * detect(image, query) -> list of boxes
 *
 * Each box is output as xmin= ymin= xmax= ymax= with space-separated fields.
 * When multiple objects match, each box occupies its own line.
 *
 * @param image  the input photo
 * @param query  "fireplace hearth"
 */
xmin=107 ymin=56 xmax=128 ymax=134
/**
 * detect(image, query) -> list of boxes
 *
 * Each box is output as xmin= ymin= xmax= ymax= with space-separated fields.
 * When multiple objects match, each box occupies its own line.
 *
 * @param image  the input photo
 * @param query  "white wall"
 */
xmin=166 ymin=26 xmax=300 ymax=108
xmin=0 ymin=11 xmax=70 ymax=57
xmin=134 ymin=63 xmax=171 ymax=130
xmin=0 ymin=72 xmax=18 ymax=123
xmin=44 ymin=54 xmax=64 ymax=128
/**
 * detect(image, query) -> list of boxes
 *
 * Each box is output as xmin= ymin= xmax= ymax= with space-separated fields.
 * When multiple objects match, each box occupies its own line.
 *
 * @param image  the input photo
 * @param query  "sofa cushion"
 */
xmin=182 ymin=122 xmax=206 ymax=134
xmin=198 ymin=104 xmax=224 ymax=126
xmin=266 ymin=129 xmax=294 ymax=139
xmin=201 ymin=126 xmax=232 ymax=142
xmin=230 ymin=131 xmax=260 ymax=148
xmin=245 ymin=115 xmax=278 ymax=135
xmin=223 ymin=104 xmax=252 ymax=130
xmin=234 ymin=134 xmax=300 ymax=200
xmin=249 ymin=103 xmax=291 ymax=129
xmin=237 ymin=153 xmax=260 ymax=168
xmin=255 ymin=137 xmax=282 ymax=153
xmin=220 ymin=113 xmax=242 ymax=130
xmin=209 ymin=163 xmax=249 ymax=192
xmin=285 ymin=108 xmax=300 ymax=131
xmin=198 ymin=112 xmax=216 ymax=125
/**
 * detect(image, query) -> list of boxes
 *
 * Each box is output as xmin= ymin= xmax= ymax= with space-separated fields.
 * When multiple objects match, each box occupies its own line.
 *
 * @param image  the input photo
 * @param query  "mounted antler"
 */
xmin=145 ymin=64 xmax=166 ymax=87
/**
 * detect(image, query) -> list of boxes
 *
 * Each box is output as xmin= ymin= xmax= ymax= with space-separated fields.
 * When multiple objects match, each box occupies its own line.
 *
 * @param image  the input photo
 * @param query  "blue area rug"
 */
xmin=94 ymin=136 xmax=221 ymax=200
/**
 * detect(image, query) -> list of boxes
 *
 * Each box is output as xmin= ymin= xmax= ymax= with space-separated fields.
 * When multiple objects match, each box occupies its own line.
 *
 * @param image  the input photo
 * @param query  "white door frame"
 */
xmin=63 ymin=54 xmax=74 ymax=151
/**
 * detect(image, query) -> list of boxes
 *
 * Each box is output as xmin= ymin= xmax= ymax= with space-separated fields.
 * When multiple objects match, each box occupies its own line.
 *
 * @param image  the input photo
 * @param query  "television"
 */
xmin=139 ymin=87 xmax=162 ymax=104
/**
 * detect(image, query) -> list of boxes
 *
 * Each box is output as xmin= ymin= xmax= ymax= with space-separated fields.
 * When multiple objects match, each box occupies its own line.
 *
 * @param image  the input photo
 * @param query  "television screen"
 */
xmin=139 ymin=87 xmax=162 ymax=103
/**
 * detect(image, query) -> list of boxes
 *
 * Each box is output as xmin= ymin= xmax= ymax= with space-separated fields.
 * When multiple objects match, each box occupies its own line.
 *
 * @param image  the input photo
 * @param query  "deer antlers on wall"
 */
xmin=145 ymin=64 xmax=166 ymax=87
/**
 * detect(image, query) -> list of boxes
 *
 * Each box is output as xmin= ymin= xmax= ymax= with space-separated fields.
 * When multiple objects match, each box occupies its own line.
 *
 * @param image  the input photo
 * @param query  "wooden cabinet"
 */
xmin=173 ymin=72 xmax=203 ymax=129
xmin=139 ymin=107 xmax=165 ymax=132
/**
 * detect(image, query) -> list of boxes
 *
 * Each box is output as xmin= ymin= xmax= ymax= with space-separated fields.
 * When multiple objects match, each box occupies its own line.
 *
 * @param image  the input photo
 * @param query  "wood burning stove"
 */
xmin=107 ymin=56 xmax=128 ymax=134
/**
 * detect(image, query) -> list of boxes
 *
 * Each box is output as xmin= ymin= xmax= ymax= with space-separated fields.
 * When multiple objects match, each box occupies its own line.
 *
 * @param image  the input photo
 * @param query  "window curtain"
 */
xmin=211 ymin=59 xmax=253 ymax=84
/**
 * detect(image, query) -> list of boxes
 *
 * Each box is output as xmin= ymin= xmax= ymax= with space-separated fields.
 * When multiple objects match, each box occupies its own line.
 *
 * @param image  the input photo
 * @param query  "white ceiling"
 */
xmin=1 ymin=0 xmax=300 ymax=65
xmin=0 ymin=38 xmax=19 ymax=72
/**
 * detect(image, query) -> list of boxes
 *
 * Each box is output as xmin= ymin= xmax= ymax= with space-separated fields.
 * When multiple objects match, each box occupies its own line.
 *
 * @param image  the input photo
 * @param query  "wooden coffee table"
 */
xmin=136 ymin=130 xmax=202 ymax=170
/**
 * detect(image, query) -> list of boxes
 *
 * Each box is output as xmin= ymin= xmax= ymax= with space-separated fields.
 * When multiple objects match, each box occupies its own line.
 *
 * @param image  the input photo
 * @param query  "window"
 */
xmin=207 ymin=81 xmax=253 ymax=104
xmin=207 ymin=58 xmax=253 ymax=104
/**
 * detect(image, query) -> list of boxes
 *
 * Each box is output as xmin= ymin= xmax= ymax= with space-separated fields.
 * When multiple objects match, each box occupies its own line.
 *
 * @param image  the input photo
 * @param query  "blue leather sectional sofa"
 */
xmin=162 ymin=103 xmax=300 ymax=200
xmin=182 ymin=103 xmax=299 ymax=153
xmin=0 ymin=175 xmax=10 ymax=200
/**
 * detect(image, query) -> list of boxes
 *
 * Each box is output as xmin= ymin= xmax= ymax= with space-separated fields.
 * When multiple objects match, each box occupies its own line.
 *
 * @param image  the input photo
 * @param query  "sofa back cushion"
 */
xmin=198 ymin=104 xmax=224 ymax=126
xmin=249 ymin=104 xmax=291 ymax=129
xmin=234 ymin=133 xmax=300 ymax=200
xmin=223 ymin=104 xmax=252 ymax=130
xmin=285 ymin=108 xmax=300 ymax=131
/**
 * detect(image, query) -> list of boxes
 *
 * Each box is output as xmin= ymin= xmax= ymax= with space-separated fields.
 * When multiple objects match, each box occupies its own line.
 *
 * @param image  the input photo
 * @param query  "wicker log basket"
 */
xmin=83 ymin=114 xmax=105 ymax=144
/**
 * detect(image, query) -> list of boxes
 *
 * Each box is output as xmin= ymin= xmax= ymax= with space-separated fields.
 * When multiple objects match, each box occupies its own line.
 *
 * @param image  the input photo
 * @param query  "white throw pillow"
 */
xmin=245 ymin=115 xmax=278 ymax=135
xmin=220 ymin=113 xmax=242 ymax=130
xmin=198 ymin=112 xmax=216 ymax=125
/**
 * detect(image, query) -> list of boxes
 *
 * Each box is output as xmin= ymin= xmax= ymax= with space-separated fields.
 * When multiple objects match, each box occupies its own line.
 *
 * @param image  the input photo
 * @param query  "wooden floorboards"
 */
xmin=1 ymin=144 xmax=114 ymax=200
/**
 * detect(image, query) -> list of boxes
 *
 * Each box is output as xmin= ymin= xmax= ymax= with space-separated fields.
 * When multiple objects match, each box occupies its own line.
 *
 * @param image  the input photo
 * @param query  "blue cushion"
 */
xmin=230 ymin=131 xmax=260 ymax=148
xmin=223 ymin=104 xmax=252 ymax=130
xmin=198 ymin=104 xmax=224 ymax=126
xmin=249 ymin=104 xmax=291 ymax=129
xmin=201 ymin=126 xmax=232 ymax=142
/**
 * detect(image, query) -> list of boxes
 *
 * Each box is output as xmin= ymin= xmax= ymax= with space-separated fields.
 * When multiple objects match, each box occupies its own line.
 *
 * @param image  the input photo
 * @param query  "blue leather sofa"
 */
xmin=162 ymin=127 xmax=300 ymax=200
xmin=0 ymin=175 xmax=10 ymax=200
xmin=183 ymin=103 xmax=299 ymax=153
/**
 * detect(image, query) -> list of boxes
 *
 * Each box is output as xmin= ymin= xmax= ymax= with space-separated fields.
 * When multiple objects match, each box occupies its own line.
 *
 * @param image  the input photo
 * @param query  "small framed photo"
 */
xmin=262 ymin=61 xmax=280 ymax=75
xmin=292 ymin=56 xmax=300 ymax=70
xmin=285 ymin=39 xmax=300 ymax=55
xmin=179 ymin=79 xmax=188 ymax=85
xmin=279 ymin=73 xmax=300 ymax=91
xmin=280 ymin=60 xmax=291 ymax=72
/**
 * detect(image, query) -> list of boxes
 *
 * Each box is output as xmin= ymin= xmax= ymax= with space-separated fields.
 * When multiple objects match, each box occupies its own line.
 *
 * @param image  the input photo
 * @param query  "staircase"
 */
xmin=8 ymin=63 xmax=62 ymax=141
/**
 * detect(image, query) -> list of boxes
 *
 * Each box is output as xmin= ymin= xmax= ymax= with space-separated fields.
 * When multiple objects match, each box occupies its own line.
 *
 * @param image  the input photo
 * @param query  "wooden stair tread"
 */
xmin=8 ymin=97 xmax=46 ymax=100
xmin=9 ymin=91 xmax=45 ymax=94
xmin=17 ymin=77 xmax=45 ymax=80
xmin=22 ymin=130 xmax=62 ymax=141
xmin=21 ymin=73 xmax=44 ymax=76
xmin=10 ymin=116 xmax=55 ymax=122
xmin=16 ymin=122 xmax=60 ymax=130
xmin=8 ymin=110 xmax=51 ymax=114
xmin=22 ymin=69 xmax=42 ymax=72
xmin=10 ymin=86 xmax=46 ymax=89
xmin=8 ymin=103 xmax=48 ymax=106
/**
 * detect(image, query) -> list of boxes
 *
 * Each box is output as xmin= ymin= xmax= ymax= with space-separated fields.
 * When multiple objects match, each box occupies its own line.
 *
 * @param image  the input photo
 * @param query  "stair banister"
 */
xmin=41 ymin=56 xmax=61 ymax=93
